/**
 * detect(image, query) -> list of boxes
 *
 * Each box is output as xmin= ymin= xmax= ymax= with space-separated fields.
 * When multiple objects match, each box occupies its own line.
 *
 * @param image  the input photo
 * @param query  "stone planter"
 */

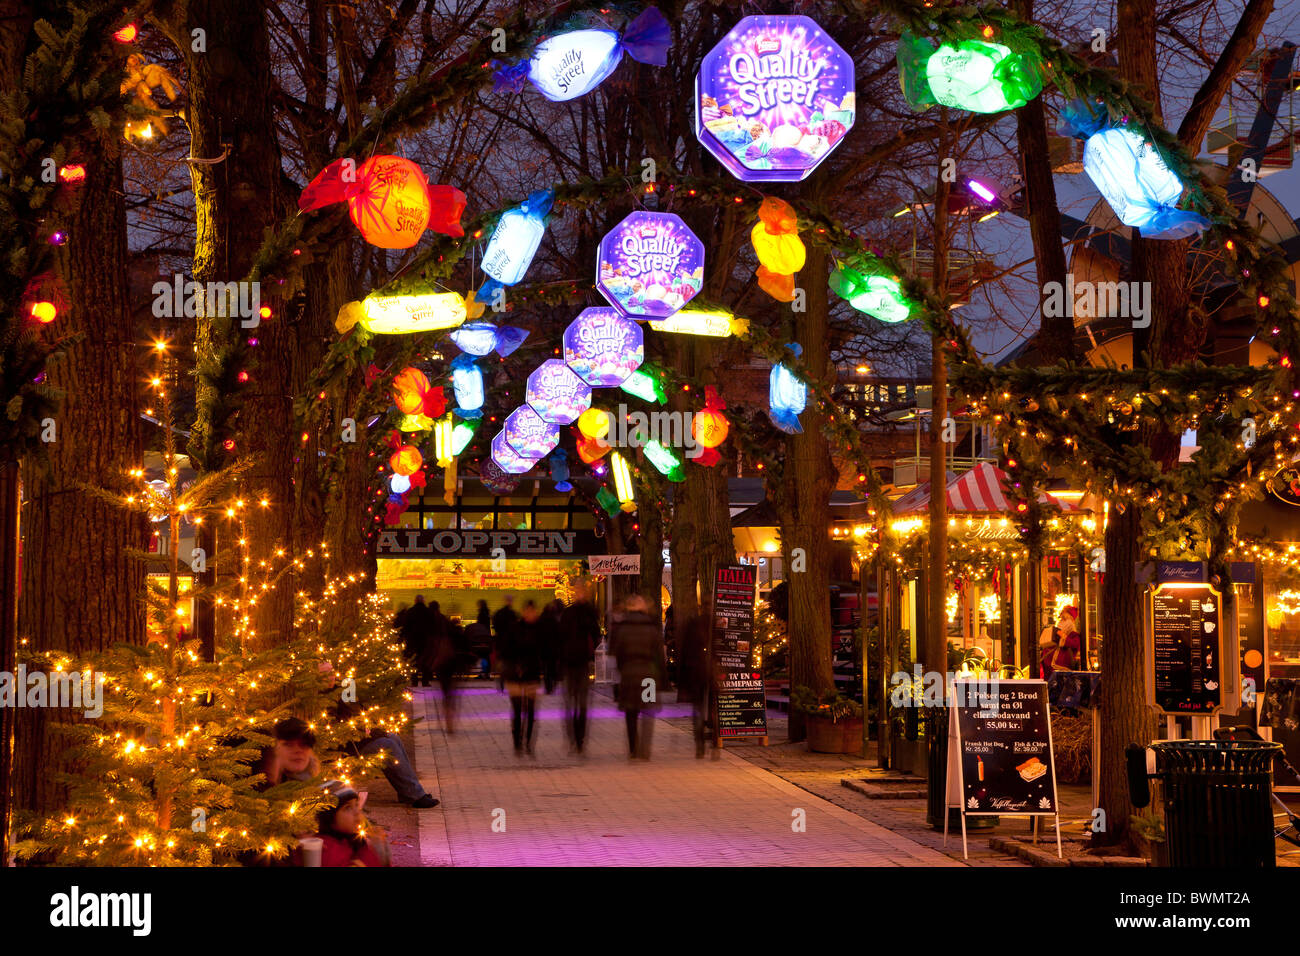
xmin=891 ymin=734 xmax=927 ymax=773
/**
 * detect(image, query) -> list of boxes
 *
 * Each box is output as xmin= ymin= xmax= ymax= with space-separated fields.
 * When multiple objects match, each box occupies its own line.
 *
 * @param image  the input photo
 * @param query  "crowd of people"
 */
xmin=260 ymin=585 xmax=715 ymax=866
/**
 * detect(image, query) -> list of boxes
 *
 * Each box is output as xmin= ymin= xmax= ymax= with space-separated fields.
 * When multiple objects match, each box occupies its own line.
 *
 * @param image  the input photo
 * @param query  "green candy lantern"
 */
xmin=898 ymin=33 xmax=1043 ymax=114
xmin=829 ymin=261 xmax=914 ymax=324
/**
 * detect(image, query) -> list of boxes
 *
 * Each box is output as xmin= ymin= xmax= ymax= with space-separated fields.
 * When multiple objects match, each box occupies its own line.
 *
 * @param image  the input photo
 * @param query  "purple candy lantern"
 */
xmin=526 ymin=359 xmax=592 ymax=424
xmin=696 ymin=15 xmax=855 ymax=182
xmin=563 ymin=308 xmax=644 ymax=387
xmin=596 ymin=212 xmax=705 ymax=319
xmin=504 ymin=405 xmax=561 ymax=459
xmin=490 ymin=430 xmax=541 ymax=475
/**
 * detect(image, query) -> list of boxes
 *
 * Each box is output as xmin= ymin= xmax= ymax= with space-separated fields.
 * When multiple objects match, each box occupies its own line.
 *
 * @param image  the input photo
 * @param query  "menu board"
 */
xmin=1149 ymin=585 xmax=1224 ymax=714
xmin=950 ymin=680 xmax=1058 ymax=815
xmin=711 ymin=564 xmax=767 ymax=739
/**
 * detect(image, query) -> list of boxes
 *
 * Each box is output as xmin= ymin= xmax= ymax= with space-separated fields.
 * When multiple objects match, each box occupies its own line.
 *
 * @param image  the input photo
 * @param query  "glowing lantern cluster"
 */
xmin=751 ymin=198 xmax=804 ymax=301
xmin=503 ymin=7 xmax=671 ymax=102
xmin=696 ymin=15 xmax=856 ymax=182
xmin=898 ymin=33 xmax=1044 ymax=114
xmin=299 ymin=155 xmax=466 ymax=249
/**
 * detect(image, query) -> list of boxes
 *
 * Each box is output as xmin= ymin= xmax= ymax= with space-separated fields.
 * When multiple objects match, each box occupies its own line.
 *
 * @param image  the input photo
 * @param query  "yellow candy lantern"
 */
xmin=391 ymin=367 xmax=430 ymax=414
xmin=577 ymin=408 xmax=612 ymax=440
xmin=390 ymin=445 xmax=423 ymax=476
xmin=751 ymin=198 xmax=805 ymax=301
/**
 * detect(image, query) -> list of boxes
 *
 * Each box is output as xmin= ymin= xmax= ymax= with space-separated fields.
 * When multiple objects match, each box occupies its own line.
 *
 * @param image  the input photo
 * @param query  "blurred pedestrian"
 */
xmin=402 ymin=595 xmax=434 ymax=686
xmin=609 ymin=595 xmax=665 ymax=759
xmin=499 ymin=600 xmax=543 ymax=754
xmin=424 ymin=601 xmax=460 ymax=732
xmin=492 ymin=595 xmax=518 ymax=692
xmin=540 ymin=599 xmax=563 ymax=695
xmin=468 ymin=599 xmax=492 ymax=678
xmin=677 ymin=611 xmax=712 ymax=757
xmin=559 ymin=580 xmax=601 ymax=753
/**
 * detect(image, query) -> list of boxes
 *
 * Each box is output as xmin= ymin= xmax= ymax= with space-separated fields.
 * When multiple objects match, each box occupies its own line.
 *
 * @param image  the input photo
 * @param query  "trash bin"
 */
xmin=1151 ymin=740 xmax=1282 ymax=867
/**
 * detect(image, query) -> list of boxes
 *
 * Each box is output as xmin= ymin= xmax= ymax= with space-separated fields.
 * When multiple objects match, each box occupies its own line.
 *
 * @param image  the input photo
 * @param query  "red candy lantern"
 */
xmin=692 ymin=386 xmax=729 ymax=449
xmin=298 ymin=155 xmax=466 ymax=249
xmin=391 ymin=367 xmax=430 ymax=414
xmin=390 ymin=445 xmax=423 ymax=476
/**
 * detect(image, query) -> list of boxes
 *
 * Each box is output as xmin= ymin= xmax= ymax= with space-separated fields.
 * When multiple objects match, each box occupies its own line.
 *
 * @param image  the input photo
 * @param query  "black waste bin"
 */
xmin=1151 ymin=740 xmax=1282 ymax=867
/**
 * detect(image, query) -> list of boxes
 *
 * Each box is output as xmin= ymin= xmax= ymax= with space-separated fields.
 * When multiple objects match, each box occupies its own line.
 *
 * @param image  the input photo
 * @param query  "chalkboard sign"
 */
xmin=1147 ymin=584 xmax=1225 ymax=715
xmin=949 ymin=680 xmax=1059 ymax=815
xmin=711 ymin=564 xmax=767 ymax=741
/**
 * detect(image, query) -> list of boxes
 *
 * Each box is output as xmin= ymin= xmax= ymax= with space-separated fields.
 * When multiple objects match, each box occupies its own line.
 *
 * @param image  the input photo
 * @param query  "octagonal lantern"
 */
xmin=526 ymin=359 xmax=592 ymax=424
xmin=695 ymin=15 xmax=855 ymax=182
xmin=490 ymin=430 xmax=540 ymax=475
xmin=563 ymin=308 xmax=644 ymax=387
xmin=596 ymin=212 xmax=705 ymax=318
xmin=504 ymin=405 xmax=561 ymax=459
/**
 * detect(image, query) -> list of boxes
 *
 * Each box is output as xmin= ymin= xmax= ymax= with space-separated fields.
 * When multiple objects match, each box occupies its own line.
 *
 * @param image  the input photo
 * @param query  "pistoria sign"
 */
xmin=375 ymin=528 xmax=604 ymax=558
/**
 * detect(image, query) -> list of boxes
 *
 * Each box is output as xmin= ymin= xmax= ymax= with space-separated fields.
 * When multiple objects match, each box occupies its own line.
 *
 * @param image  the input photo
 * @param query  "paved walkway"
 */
xmin=407 ymin=681 xmax=960 ymax=867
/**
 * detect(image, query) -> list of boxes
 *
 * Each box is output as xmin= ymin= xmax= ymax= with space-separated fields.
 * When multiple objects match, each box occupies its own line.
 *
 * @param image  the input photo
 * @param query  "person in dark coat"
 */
xmin=402 ymin=595 xmax=434 ymax=686
xmin=467 ymin=599 xmax=492 ymax=678
xmin=558 ymin=580 xmax=601 ymax=753
xmin=677 ymin=611 xmax=712 ymax=757
xmin=609 ymin=595 xmax=666 ymax=759
xmin=540 ymin=599 xmax=563 ymax=695
xmin=421 ymin=601 xmax=461 ymax=732
xmin=498 ymin=600 xmax=543 ymax=753
xmin=491 ymin=595 xmax=518 ymax=692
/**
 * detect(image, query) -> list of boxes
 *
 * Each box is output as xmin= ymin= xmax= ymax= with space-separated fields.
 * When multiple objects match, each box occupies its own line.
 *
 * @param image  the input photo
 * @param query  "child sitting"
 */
xmin=295 ymin=782 xmax=391 ymax=867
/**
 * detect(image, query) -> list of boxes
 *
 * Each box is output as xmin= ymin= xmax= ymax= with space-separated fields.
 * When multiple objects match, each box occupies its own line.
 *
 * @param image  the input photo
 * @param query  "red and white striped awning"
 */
xmin=892 ymin=462 xmax=1082 ymax=515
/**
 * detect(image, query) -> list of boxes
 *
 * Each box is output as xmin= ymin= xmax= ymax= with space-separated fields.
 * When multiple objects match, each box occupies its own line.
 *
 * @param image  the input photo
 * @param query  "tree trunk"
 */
xmin=182 ymin=0 xmax=294 ymax=646
xmin=692 ymin=343 xmax=735 ymax=614
xmin=780 ymin=244 xmax=837 ymax=740
xmin=14 ymin=138 xmax=148 ymax=818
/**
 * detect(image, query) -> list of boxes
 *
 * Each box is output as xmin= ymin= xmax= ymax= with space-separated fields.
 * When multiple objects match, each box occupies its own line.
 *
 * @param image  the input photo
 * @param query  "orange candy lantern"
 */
xmin=390 ymin=445 xmax=423 ymax=476
xmin=391 ymin=367 xmax=430 ymax=414
xmin=751 ymin=197 xmax=805 ymax=301
xmin=298 ymin=155 xmax=466 ymax=249
xmin=576 ymin=435 xmax=611 ymax=464
xmin=692 ymin=386 xmax=729 ymax=449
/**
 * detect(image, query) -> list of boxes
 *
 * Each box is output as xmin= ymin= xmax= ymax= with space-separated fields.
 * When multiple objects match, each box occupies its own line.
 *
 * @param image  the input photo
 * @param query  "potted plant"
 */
xmin=887 ymin=670 xmax=927 ymax=772
xmin=792 ymin=685 xmax=864 ymax=754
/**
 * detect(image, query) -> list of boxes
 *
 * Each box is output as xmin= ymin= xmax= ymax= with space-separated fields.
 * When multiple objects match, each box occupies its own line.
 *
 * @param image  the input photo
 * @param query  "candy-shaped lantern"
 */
xmin=451 ymin=354 xmax=485 ymax=418
xmin=768 ymin=343 xmax=807 ymax=434
xmin=577 ymin=435 xmax=611 ymax=464
xmin=481 ymin=458 xmax=521 ymax=495
xmin=391 ymin=367 xmax=430 ymax=414
xmin=298 ymin=155 xmax=466 ymax=249
xmin=620 ymin=365 xmax=668 ymax=404
xmin=389 ymin=473 xmax=412 ymax=494
xmin=433 ymin=415 xmax=455 ymax=466
xmin=647 ymin=308 xmax=749 ymax=338
xmin=449 ymin=322 xmax=529 ymax=357
xmin=550 ymin=449 xmax=573 ymax=492
xmin=751 ymin=198 xmax=804 ymax=302
xmin=390 ymin=444 xmax=423 ymax=476
xmin=516 ymin=7 xmax=670 ymax=102
xmin=563 ymin=308 xmax=644 ymax=387
xmin=526 ymin=359 xmax=593 ymax=424
xmin=696 ymin=16 xmax=855 ymax=181
xmin=578 ymin=408 xmax=612 ymax=440
xmin=491 ymin=430 xmax=541 ymax=475
xmin=643 ymin=440 xmax=685 ymax=482
xmin=1081 ymin=127 xmax=1210 ymax=238
xmin=692 ymin=386 xmax=730 ymax=449
xmin=504 ymin=405 xmax=561 ymax=459
xmin=829 ymin=262 xmax=914 ymax=324
xmin=597 ymin=212 xmax=705 ymax=318
xmin=898 ymin=33 xmax=1044 ymax=115
xmin=337 ymin=290 xmax=467 ymax=336
xmin=610 ymin=451 xmax=636 ymax=512
xmin=479 ymin=189 xmax=553 ymax=303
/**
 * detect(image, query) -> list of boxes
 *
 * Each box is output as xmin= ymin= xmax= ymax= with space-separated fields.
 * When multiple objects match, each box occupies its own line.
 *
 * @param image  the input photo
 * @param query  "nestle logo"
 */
xmin=755 ymin=36 xmax=781 ymax=54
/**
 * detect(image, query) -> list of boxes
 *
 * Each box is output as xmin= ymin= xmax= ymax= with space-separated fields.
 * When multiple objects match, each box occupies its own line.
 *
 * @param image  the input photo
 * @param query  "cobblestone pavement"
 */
xmin=406 ymin=681 xmax=961 ymax=867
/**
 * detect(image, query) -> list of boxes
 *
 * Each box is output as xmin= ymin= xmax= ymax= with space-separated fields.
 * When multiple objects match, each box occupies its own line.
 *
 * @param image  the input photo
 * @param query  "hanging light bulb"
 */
xmin=610 ymin=451 xmax=636 ymax=512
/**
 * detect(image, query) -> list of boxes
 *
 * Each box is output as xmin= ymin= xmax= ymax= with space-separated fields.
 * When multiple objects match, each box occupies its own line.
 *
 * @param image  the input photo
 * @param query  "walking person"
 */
xmin=677 ymin=611 xmax=712 ymax=757
xmin=540 ymin=599 xmax=563 ymax=695
xmin=424 ymin=601 xmax=460 ymax=733
xmin=402 ymin=595 xmax=434 ymax=687
xmin=609 ymin=595 xmax=665 ymax=760
xmin=559 ymin=580 xmax=601 ymax=753
xmin=468 ymin=599 xmax=492 ymax=678
xmin=499 ymin=600 xmax=543 ymax=754
xmin=492 ymin=595 xmax=518 ymax=693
